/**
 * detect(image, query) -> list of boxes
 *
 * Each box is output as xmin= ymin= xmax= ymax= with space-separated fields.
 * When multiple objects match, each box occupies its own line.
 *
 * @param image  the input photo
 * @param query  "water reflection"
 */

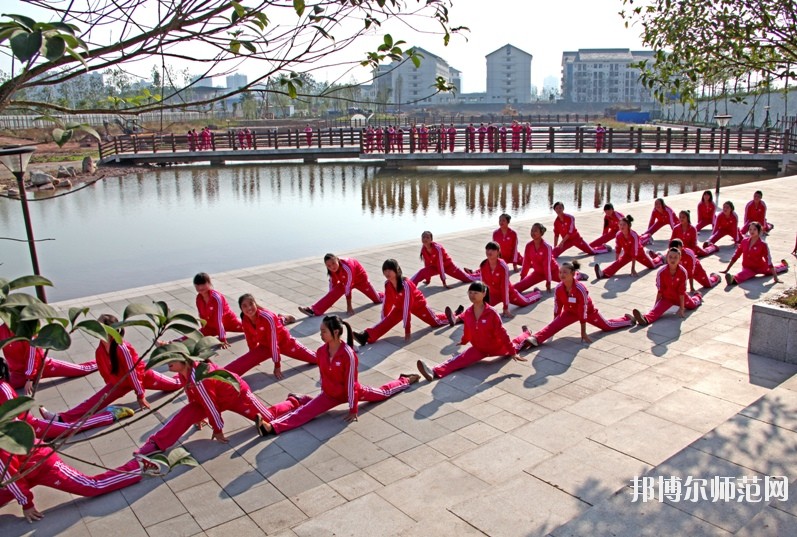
xmin=0 ymin=163 xmax=770 ymax=301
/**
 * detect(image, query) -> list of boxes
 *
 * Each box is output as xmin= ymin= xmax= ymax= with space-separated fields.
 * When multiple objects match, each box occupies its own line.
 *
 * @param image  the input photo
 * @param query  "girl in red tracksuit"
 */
xmin=0 ymin=324 xmax=97 ymax=394
xmin=722 ymin=222 xmax=787 ymax=285
xmin=136 ymin=360 xmax=305 ymax=454
xmin=415 ymin=282 xmax=532 ymax=380
xmin=668 ymin=239 xmax=721 ymax=290
xmin=552 ymin=202 xmax=610 ymax=258
xmin=516 ymin=223 xmax=561 ymax=293
xmin=639 ymin=198 xmax=678 ymax=245
xmin=298 ymin=254 xmax=383 ymax=317
xmin=40 ymin=314 xmax=182 ymax=424
xmin=0 ymin=359 xmax=132 ymax=441
xmin=589 ymin=203 xmax=625 ymax=250
xmin=529 ymin=261 xmax=634 ymax=346
xmin=632 ymin=249 xmax=703 ymax=326
xmin=696 ymin=190 xmax=716 ymax=231
xmin=705 ymin=201 xmax=742 ymax=247
xmin=0 ymin=445 xmax=156 ymax=523
xmin=261 ymin=316 xmax=418 ymax=435
xmin=671 ymin=210 xmax=718 ymax=257
xmin=477 ymin=242 xmax=542 ymax=318
xmin=226 ymin=295 xmax=317 ymax=380
xmin=492 ymin=213 xmax=523 ymax=270
xmin=353 ymin=259 xmax=454 ymax=345
xmin=742 ymin=190 xmax=774 ymax=233
xmin=193 ymin=272 xmax=243 ymax=347
xmin=410 ymin=231 xmax=478 ymax=289
xmin=594 ymin=215 xmax=663 ymax=279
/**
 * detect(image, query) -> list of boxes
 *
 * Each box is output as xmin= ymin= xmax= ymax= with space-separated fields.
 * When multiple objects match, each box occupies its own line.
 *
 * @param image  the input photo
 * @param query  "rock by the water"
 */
xmin=82 ymin=156 xmax=96 ymax=174
xmin=54 ymin=178 xmax=72 ymax=188
xmin=30 ymin=172 xmax=55 ymax=186
xmin=56 ymin=166 xmax=71 ymax=178
xmin=67 ymin=166 xmax=78 ymax=177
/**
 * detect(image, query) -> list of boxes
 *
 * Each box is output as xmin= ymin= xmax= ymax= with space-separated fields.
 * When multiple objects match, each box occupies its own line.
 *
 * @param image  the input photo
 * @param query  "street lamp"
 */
xmin=0 ymin=145 xmax=46 ymax=302
xmin=714 ymin=114 xmax=732 ymax=203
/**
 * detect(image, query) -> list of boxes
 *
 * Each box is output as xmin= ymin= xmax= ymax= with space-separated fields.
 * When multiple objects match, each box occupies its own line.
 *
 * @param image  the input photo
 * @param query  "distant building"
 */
xmin=191 ymin=75 xmax=214 ymax=88
xmin=225 ymin=73 xmax=248 ymax=90
xmin=561 ymin=49 xmax=656 ymax=104
xmin=375 ymin=47 xmax=460 ymax=106
xmin=486 ymin=44 xmax=533 ymax=104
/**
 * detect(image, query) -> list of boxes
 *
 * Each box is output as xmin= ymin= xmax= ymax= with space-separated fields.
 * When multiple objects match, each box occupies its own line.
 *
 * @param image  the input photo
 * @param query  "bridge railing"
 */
xmin=98 ymin=126 xmax=794 ymax=160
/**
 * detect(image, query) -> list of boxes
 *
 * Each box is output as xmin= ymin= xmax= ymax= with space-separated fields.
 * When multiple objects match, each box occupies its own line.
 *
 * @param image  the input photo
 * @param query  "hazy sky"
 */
xmin=3 ymin=0 xmax=648 ymax=93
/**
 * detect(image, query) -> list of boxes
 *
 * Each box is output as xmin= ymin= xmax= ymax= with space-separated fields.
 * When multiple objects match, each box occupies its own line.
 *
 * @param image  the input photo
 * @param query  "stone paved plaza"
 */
xmin=3 ymin=174 xmax=797 ymax=536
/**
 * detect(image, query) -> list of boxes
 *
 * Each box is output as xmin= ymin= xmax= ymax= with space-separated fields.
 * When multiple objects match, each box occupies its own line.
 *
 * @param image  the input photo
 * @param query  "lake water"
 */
xmin=0 ymin=163 xmax=771 ymax=301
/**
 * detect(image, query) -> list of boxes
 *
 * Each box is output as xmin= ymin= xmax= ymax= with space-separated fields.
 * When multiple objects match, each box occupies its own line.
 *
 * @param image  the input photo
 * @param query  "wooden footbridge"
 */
xmin=98 ymin=126 xmax=796 ymax=172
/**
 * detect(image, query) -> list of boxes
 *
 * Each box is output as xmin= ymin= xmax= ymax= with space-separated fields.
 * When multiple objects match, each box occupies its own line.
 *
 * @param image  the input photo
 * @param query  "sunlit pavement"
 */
xmin=4 ymin=174 xmax=797 ymax=536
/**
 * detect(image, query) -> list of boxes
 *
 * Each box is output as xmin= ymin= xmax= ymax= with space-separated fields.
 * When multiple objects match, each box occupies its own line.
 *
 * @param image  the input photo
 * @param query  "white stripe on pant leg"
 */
xmin=425 ymin=305 xmax=447 ymax=326
xmin=246 ymin=391 xmax=274 ymax=421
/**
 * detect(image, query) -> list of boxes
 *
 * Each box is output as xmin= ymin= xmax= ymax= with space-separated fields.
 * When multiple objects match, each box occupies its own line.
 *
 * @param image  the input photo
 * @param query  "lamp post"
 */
xmin=714 ymin=114 xmax=732 ymax=204
xmin=0 ymin=145 xmax=46 ymax=302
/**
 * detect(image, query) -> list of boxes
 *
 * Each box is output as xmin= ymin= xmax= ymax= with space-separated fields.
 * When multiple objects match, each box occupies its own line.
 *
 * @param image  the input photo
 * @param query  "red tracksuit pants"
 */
xmin=488 ymin=288 xmax=543 ymax=309
xmin=602 ymin=251 xmax=663 ymax=277
xmin=589 ymin=230 xmax=617 ymax=249
xmin=639 ymin=222 xmax=670 ymax=245
xmin=311 ymin=281 xmax=383 ymax=315
xmin=693 ymin=264 xmax=721 ymax=288
xmin=696 ymin=217 xmax=713 ymax=232
xmin=58 ymin=370 xmax=182 ymax=423
xmin=9 ymin=357 xmax=97 ymax=389
xmin=641 ymin=294 xmax=702 ymax=324
xmin=226 ymin=338 xmax=317 ymax=376
xmin=270 ymin=379 xmax=410 ymax=434
xmin=534 ymin=310 xmax=633 ymax=344
xmin=23 ymin=411 xmax=115 ymax=441
xmin=515 ymin=270 xmax=560 ymax=293
xmin=553 ymin=236 xmax=608 ymax=258
xmin=0 ymin=451 xmax=141 ymax=509
xmin=365 ymin=304 xmax=447 ymax=343
xmin=734 ymin=261 xmax=788 ymax=284
xmin=410 ymin=263 xmax=478 ymax=286
xmin=433 ymin=332 xmax=530 ymax=378
xmin=707 ymin=227 xmax=741 ymax=246
xmin=146 ymin=391 xmax=302 ymax=451
xmin=201 ymin=313 xmax=243 ymax=338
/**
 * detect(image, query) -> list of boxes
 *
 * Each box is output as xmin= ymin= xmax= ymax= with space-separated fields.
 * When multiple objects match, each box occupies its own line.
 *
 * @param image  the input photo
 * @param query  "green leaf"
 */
xmin=103 ymin=324 xmax=123 ymax=345
xmin=1 ymin=293 xmax=40 ymax=307
xmin=0 ymin=420 xmax=35 ymax=455
xmin=123 ymin=303 xmax=162 ymax=320
xmin=31 ymin=323 xmax=71 ymax=351
xmin=9 ymin=29 xmax=42 ymax=63
xmin=74 ymin=319 xmax=108 ymax=341
xmin=231 ymin=1 xmax=246 ymax=17
xmin=241 ymin=41 xmax=256 ymax=53
xmin=195 ymin=364 xmax=240 ymax=392
xmin=168 ymin=324 xmax=202 ymax=336
xmin=19 ymin=303 xmax=62 ymax=322
xmin=43 ymin=35 xmax=65 ymax=61
xmin=68 ymin=306 xmax=89 ymax=325
xmin=167 ymin=312 xmax=202 ymax=326
xmin=7 ymin=275 xmax=53 ymax=291
xmin=229 ymin=40 xmax=241 ymax=54
xmin=294 ymin=0 xmax=305 ymax=17
xmin=4 ymin=14 xmax=37 ymax=31
xmin=53 ymin=128 xmax=73 ymax=147
xmin=116 ymin=319 xmax=158 ymax=334
xmin=0 ymin=396 xmax=35 ymax=424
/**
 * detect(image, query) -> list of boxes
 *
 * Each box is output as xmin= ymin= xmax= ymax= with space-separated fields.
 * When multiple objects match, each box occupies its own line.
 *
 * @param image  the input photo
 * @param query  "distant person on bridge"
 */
xmin=703 ymin=201 xmax=742 ymax=248
xmin=721 ymin=221 xmax=787 ymax=286
xmin=375 ymin=126 xmax=384 ymax=152
xmin=639 ymin=198 xmax=678 ymax=245
xmin=187 ymin=129 xmax=197 ymax=151
xmin=467 ymin=123 xmax=476 ymax=152
xmin=410 ymin=231 xmax=479 ymax=289
xmin=200 ymin=127 xmax=212 ymax=150
xmin=589 ymin=203 xmax=625 ymax=250
xmin=742 ymin=190 xmax=774 ymax=234
xmin=419 ymin=124 xmax=429 ymax=151
xmin=227 ymin=294 xmax=317 ymax=380
xmin=524 ymin=122 xmax=533 ymax=149
xmin=631 ymin=248 xmax=703 ymax=326
xmin=492 ymin=213 xmax=523 ymax=271
xmin=245 ymin=128 xmax=253 ymax=149
xmin=595 ymin=124 xmax=606 ymax=152
xmin=551 ymin=202 xmax=610 ymax=258
xmin=696 ymin=190 xmax=716 ymax=231
xmin=478 ymin=123 xmax=487 ymax=152
xmin=237 ymin=129 xmax=246 ymax=150
xmin=594 ymin=215 xmax=663 ymax=279
xmin=448 ymin=123 xmax=456 ymax=152
xmin=499 ymin=124 xmax=508 ymax=152
xmin=305 ymin=124 xmax=313 ymax=147
xmin=386 ymin=125 xmax=395 ymax=152
xmin=298 ymin=254 xmax=384 ymax=318
xmin=511 ymin=121 xmax=522 ymax=151
xmin=396 ymin=126 xmax=404 ymax=152
xmin=364 ymin=126 xmax=374 ymax=153
xmin=351 ymin=259 xmax=455 ymax=345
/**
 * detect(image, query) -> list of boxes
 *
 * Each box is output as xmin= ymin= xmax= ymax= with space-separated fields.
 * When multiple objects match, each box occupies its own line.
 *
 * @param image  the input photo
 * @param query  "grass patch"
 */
xmin=31 ymin=153 xmax=99 ymax=163
xmin=775 ymin=288 xmax=797 ymax=310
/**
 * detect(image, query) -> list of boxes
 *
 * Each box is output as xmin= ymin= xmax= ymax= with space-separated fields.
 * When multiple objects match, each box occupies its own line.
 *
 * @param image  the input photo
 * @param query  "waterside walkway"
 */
xmin=3 ymin=175 xmax=797 ymax=536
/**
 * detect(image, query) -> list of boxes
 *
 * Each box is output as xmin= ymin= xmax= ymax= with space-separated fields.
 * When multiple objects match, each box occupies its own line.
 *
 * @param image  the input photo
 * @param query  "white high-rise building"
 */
xmin=226 ymin=73 xmax=248 ymax=90
xmin=486 ymin=44 xmax=533 ymax=104
xmin=375 ymin=48 xmax=460 ymax=106
xmin=561 ymin=49 xmax=656 ymax=104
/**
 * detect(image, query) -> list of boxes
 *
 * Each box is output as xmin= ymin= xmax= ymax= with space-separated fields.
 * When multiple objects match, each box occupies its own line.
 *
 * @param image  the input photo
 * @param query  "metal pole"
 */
xmin=14 ymin=171 xmax=47 ymax=302
xmin=715 ymin=127 xmax=724 ymax=204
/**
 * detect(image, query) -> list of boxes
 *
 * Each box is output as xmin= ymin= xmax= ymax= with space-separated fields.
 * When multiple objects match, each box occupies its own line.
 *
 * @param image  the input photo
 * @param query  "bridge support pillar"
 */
xmin=635 ymin=161 xmax=652 ymax=172
xmin=210 ymin=159 xmax=225 ymax=166
xmin=303 ymin=157 xmax=318 ymax=163
xmin=508 ymin=161 xmax=523 ymax=172
xmin=384 ymin=159 xmax=400 ymax=170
